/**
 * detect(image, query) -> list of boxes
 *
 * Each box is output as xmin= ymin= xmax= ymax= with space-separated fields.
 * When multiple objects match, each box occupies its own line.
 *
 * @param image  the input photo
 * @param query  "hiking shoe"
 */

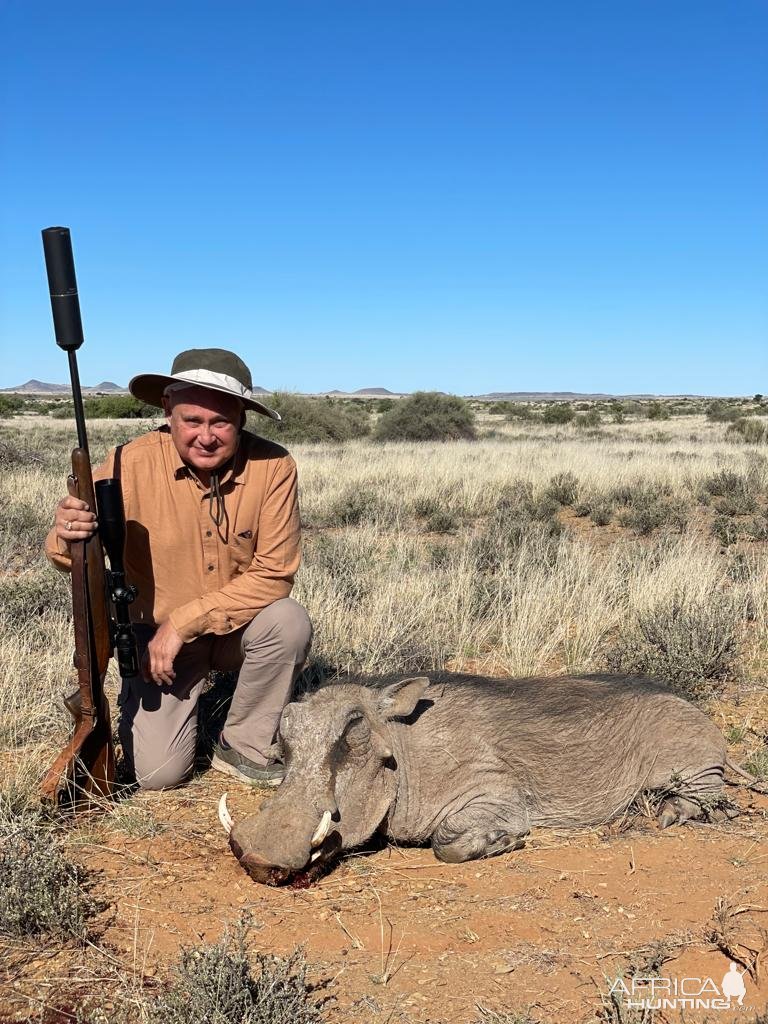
xmin=211 ymin=740 xmax=285 ymax=787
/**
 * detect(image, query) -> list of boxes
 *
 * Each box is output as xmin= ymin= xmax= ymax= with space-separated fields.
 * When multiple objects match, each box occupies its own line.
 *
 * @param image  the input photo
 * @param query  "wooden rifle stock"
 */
xmin=40 ymin=450 xmax=116 ymax=804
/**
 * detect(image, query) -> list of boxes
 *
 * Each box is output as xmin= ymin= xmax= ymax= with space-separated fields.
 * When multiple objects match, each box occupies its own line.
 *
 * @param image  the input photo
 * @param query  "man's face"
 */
xmin=163 ymin=386 xmax=244 ymax=477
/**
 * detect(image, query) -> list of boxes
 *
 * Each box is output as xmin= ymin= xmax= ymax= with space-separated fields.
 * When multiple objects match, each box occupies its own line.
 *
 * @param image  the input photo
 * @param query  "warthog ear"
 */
xmin=377 ymin=677 xmax=430 ymax=720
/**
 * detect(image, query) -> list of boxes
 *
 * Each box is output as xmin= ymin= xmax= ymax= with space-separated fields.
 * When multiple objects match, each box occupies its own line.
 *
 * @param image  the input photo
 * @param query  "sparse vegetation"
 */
xmin=144 ymin=916 xmax=323 ymax=1024
xmin=0 ymin=817 xmax=96 ymax=939
xmin=606 ymin=590 xmax=740 ymax=699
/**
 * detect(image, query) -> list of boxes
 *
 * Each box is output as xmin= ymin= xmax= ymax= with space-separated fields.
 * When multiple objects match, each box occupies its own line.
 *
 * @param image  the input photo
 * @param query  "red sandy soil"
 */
xmin=2 ymin=771 xmax=766 ymax=1024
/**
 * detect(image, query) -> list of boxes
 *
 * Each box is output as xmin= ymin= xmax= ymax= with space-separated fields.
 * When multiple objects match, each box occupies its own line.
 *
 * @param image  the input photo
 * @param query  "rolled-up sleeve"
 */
xmin=168 ymin=455 xmax=301 ymax=640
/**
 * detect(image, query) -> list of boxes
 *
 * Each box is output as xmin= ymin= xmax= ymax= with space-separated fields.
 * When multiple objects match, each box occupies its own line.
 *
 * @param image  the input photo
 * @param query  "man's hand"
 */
xmin=143 ymin=620 xmax=184 ymax=686
xmin=55 ymin=496 xmax=98 ymax=543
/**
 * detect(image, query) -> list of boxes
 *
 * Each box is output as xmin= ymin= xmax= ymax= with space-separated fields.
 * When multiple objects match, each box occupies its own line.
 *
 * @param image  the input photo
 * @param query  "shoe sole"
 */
xmin=210 ymin=753 xmax=284 ymax=788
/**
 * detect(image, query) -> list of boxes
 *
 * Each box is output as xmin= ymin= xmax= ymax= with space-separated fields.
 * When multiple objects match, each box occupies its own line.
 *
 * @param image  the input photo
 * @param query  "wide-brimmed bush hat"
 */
xmin=129 ymin=348 xmax=280 ymax=420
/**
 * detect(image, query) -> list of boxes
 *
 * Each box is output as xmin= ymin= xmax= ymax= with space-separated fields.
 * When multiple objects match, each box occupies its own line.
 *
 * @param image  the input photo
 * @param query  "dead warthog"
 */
xmin=219 ymin=673 xmax=741 ymax=885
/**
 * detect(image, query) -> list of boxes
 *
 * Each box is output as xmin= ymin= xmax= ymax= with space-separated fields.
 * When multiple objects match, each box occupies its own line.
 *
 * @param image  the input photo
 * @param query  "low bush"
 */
xmin=728 ymin=418 xmax=768 ymax=444
xmin=711 ymin=514 xmax=740 ymax=547
xmin=0 ymin=395 xmax=24 ymax=416
xmin=323 ymin=487 xmax=394 ymax=528
xmin=702 ymin=469 xmax=747 ymax=498
xmin=423 ymin=509 xmax=459 ymax=533
xmin=541 ymin=403 xmax=574 ymax=424
xmin=471 ymin=484 xmax=562 ymax=572
xmin=706 ymin=401 xmax=742 ymax=423
xmin=0 ymin=819 xmax=96 ymax=939
xmin=504 ymin=404 xmax=536 ymax=421
xmin=647 ymin=401 xmax=671 ymax=420
xmin=249 ymin=394 xmax=371 ymax=444
xmin=618 ymin=500 xmax=689 ymax=536
xmin=589 ymin=501 xmax=614 ymax=527
xmin=50 ymin=395 xmax=158 ymax=419
xmin=606 ymin=591 xmax=740 ymax=699
xmin=716 ymin=491 xmax=758 ymax=517
xmin=145 ymin=916 xmax=323 ymax=1024
xmin=545 ymin=471 xmax=580 ymax=506
xmin=374 ymin=392 xmax=476 ymax=441
xmin=574 ymin=409 xmax=601 ymax=428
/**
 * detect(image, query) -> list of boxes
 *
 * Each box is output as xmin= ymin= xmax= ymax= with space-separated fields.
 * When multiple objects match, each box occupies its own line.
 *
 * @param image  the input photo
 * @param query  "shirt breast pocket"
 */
xmin=230 ymin=530 xmax=256 ymax=575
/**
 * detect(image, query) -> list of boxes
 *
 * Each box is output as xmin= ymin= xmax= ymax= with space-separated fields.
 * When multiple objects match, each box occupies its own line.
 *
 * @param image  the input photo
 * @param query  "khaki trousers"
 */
xmin=118 ymin=598 xmax=312 ymax=790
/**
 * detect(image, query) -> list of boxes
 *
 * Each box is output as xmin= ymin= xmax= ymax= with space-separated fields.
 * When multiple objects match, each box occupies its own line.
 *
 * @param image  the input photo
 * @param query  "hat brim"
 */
xmin=129 ymin=373 xmax=280 ymax=421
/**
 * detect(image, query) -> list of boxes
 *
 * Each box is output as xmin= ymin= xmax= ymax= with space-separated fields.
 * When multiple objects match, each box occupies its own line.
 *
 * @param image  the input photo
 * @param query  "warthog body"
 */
xmin=225 ymin=674 xmax=732 ymax=884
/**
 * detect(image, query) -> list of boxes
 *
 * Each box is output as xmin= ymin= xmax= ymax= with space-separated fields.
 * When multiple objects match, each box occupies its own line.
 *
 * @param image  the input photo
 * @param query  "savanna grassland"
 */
xmin=1 ymin=397 xmax=767 ymax=1024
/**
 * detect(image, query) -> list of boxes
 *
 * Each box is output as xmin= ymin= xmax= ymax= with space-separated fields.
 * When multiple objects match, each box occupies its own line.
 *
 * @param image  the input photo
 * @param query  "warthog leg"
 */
xmin=431 ymin=794 xmax=530 ymax=864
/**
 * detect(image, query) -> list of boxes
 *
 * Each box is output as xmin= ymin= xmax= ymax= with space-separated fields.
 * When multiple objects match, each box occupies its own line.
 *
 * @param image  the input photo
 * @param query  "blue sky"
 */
xmin=1 ymin=1 xmax=766 ymax=395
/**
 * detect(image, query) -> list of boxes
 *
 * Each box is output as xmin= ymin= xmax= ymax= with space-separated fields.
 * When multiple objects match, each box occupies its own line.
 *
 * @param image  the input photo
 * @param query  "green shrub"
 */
xmin=51 ymin=395 xmax=158 ymax=419
xmin=706 ymin=401 xmax=742 ymax=423
xmin=745 ymin=748 xmax=768 ymax=781
xmin=606 ymin=591 xmax=740 ymax=699
xmin=374 ymin=392 xmax=476 ymax=442
xmin=745 ymin=516 xmax=768 ymax=541
xmin=325 ymin=487 xmax=385 ymax=527
xmin=647 ymin=402 xmax=670 ymax=421
xmin=702 ymin=469 xmax=745 ymax=498
xmin=0 ymin=819 xmax=96 ymax=939
xmin=249 ymin=393 xmax=370 ymax=444
xmin=472 ymin=484 xmax=561 ymax=572
xmin=589 ymin=501 xmax=614 ymax=527
xmin=0 ymin=395 xmax=24 ymax=416
xmin=575 ymin=409 xmax=601 ymax=428
xmin=711 ymin=514 xmax=740 ymax=547
xmin=145 ymin=916 xmax=323 ymax=1024
xmin=541 ymin=403 xmax=574 ymax=424
xmin=504 ymin=404 xmax=536 ymax=421
xmin=618 ymin=500 xmax=689 ymax=536
xmin=716 ymin=491 xmax=758 ymax=517
xmin=545 ymin=471 xmax=580 ymax=506
xmin=424 ymin=509 xmax=459 ymax=533
xmin=728 ymin=418 xmax=768 ymax=444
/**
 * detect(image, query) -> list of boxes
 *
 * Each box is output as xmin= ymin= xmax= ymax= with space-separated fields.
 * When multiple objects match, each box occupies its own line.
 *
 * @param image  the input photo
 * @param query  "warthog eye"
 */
xmin=341 ymin=712 xmax=370 ymax=749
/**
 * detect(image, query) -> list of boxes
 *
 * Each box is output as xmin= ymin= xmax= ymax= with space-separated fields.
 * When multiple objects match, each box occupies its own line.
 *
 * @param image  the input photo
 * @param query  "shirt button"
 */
xmin=207 ymin=564 xmax=214 ymax=572
xmin=206 ymin=530 xmax=212 ymax=537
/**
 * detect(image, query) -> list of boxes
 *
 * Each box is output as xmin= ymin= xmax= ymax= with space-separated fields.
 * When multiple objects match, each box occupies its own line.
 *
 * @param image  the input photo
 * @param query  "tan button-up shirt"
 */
xmin=45 ymin=426 xmax=301 ymax=642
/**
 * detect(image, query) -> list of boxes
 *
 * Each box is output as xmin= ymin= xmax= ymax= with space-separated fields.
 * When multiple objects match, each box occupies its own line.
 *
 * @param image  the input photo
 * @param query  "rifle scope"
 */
xmin=95 ymin=478 xmax=139 ymax=679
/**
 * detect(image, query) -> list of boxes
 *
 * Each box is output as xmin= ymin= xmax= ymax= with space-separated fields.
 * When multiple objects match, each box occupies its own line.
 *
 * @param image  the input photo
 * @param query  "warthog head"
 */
xmin=220 ymin=676 xmax=430 ymax=884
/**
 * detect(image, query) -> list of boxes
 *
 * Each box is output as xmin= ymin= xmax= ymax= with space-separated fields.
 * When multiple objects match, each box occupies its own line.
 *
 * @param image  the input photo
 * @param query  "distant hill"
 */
xmin=1 ymin=379 xmax=130 ymax=394
xmin=2 ymin=379 xmax=70 ymax=394
xmin=353 ymin=387 xmax=396 ymax=396
xmin=474 ymin=391 xmax=708 ymax=401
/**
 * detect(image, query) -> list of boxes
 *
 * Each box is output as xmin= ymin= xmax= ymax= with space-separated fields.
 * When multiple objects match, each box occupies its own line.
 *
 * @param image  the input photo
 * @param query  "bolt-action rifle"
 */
xmin=40 ymin=227 xmax=139 ymax=806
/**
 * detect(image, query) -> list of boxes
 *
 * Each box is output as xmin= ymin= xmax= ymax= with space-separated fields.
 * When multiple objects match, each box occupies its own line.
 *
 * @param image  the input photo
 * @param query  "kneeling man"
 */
xmin=45 ymin=348 xmax=311 ymax=790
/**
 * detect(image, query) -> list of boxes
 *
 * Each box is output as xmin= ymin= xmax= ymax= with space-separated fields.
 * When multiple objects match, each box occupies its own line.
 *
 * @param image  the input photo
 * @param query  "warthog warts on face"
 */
xmin=220 ymin=673 xmax=738 ymax=885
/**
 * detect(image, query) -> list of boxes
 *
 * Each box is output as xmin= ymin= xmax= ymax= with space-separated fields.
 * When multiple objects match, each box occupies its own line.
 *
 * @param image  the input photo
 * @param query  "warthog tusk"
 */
xmin=218 ymin=793 xmax=233 ymax=836
xmin=310 ymin=809 xmax=332 ymax=849
xmin=310 ymin=849 xmax=322 ymax=863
